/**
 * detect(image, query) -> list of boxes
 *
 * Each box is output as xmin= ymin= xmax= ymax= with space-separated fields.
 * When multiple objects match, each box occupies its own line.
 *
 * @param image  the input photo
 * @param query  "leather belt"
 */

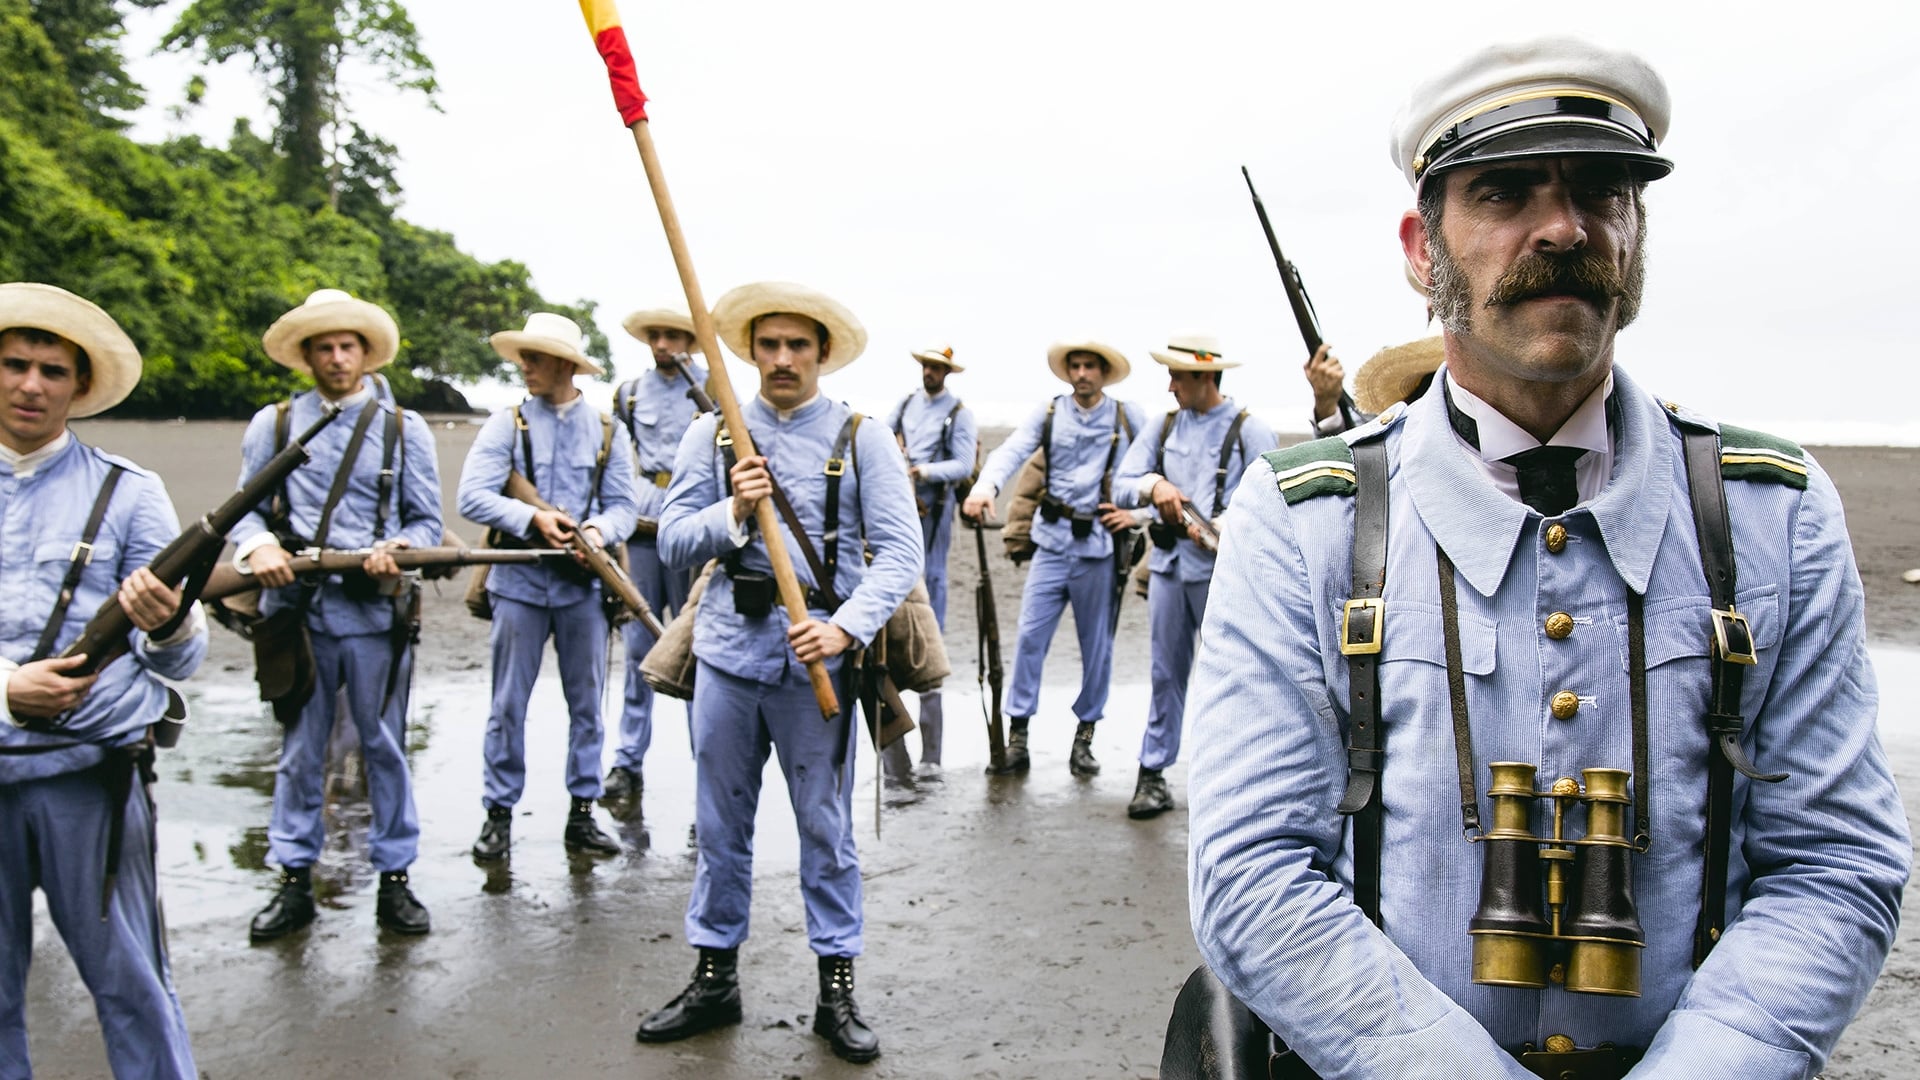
xmin=645 ymin=469 xmax=672 ymax=488
xmin=1511 ymin=1039 xmax=1643 ymax=1080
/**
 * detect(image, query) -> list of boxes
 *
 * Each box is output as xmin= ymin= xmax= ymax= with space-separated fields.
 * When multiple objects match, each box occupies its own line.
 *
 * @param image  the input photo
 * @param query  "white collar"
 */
xmin=1069 ymin=393 xmax=1106 ymax=417
xmin=0 ymin=430 xmax=72 ymax=477
xmin=1448 ymin=371 xmax=1614 ymax=463
xmin=320 ymin=383 xmax=375 ymax=411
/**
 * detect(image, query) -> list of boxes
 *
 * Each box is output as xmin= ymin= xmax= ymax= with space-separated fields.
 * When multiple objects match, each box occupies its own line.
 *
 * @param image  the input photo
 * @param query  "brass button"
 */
xmin=1544 ymin=523 xmax=1568 ymax=553
xmin=1550 ymin=691 xmax=1580 ymax=720
xmin=1545 ymin=1033 xmax=1576 ymax=1054
xmin=1544 ymin=612 xmax=1574 ymax=639
xmin=1548 ymin=963 xmax=1566 ymax=985
xmin=1552 ymin=776 xmax=1580 ymax=797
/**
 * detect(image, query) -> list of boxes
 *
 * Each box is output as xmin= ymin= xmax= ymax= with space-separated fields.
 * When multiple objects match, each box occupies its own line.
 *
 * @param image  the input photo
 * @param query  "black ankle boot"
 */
xmin=375 ymin=870 xmax=431 ymax=935
xmin=249 ymin=864 xmax=316 ymax=942
xmin=1127 ymin=766 xmax=1174 ymax=819
xmin=564 ymin=798 xmax=621 ymax=856
xmin=1069 ymin=720 xmax=1101 ymax=777
xmin=813 ymin=955 xmax=879 ymax=1063
xmin=989 ymin=717 xmax=1031 ymax=775
xmin=472 ymin=805 xmax=512 ymax=861
xmin=601 ymin=765 xmax=641 ymax=803
xmin=635 ymin=948 xmax=743 ymax=1042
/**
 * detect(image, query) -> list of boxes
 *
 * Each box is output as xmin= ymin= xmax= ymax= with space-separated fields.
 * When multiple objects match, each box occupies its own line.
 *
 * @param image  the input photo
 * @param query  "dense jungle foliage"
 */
xmin=0 ymin=0 xmax=610 ymax=416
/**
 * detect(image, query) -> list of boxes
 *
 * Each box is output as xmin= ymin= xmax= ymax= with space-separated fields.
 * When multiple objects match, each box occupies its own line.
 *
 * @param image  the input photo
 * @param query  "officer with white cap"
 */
xmin=1112 ymin=333 xmax=1277 ymax=819
xmin=458 ymin=312 xmax=638 ymax=861
xmin=603 ymin=306 xmax=710 ymax=809
xmin=1179 ymin=37 xmax=1909 ymax=1079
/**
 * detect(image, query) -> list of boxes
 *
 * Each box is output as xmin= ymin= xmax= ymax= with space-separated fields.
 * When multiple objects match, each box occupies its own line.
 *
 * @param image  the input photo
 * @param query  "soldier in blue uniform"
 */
xmin=963 ymin=340 xmax=1146 ymax=777
xmin=234 ymin=289 xmax=442 ymax=942
xmin=880 ymin=343 xmax=976 ymax=783
xmin=635 ymin=282 xmax=921 ymax=1064
xmin=1184 ymin=39 xmax=1911 ymax=1079
xmin=458 ymin=313 xmax=637 ymax=861
xmin=1112 ymin=333 xmax=1276 ymax=819
xmin=0 ymin=283 xmax=207 ymax=1078
xmin=604 ymin=306 xmax=710 ymax=808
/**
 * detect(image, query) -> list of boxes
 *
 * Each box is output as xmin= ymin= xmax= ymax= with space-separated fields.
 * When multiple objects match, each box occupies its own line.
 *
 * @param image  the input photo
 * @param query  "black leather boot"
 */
xmin=601 ymin=765 xmax=641 ymax=803
xmin=472 ymin=805 xmax=512 ymax=861
xmin=249 ymin=864 xmax=316 ymax=942
xmin=989 ymin=717 xmax=1031 ymax=775
xmin=1127 ymin=766 xmax=1174 ymax=819
xmin=564 ymin=798 xmax=621 ymax=856
xmin=813 ymin=955 xmax=880 ymax=1063
xmin=1069 ymin=720 xmax=1101 ymax=777
xmin=635 ymin=948 xmax=743 ymax=1042
xmin=375 ymin=869 xmax=431 ymax=934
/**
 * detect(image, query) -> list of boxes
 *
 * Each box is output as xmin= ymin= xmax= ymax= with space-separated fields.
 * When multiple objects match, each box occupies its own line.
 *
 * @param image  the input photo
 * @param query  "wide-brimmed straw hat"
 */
xmin=712 ymin=282 xmax=867 ymax=375
xmin=1046 ymin=339 xmax=1130 ymax=386
xmin=491 ymin=312 xmax=605 ymax=376
xmin=0 ymin=282 xmax=142 ymax=418
xmin=263 ymin=288 xmax=400 ymax=375
xmin=1149 ymin=331 xmax=1240 ymax=372
xmin=911 ymin=344 xmax=964 ymax=372
xmin=622 ymin=307 xmax=702 ymax=353
xmin=1354 ymin=334 xmax=1445 ymax=414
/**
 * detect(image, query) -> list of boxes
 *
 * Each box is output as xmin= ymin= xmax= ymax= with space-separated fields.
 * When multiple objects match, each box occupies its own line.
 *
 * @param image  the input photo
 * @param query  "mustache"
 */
xmin=1484 ymin=250 xmax=1627 ymax=308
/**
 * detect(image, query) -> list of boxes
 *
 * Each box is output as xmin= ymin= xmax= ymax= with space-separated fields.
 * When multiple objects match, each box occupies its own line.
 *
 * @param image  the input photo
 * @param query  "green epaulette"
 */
xmin=1263 ymin=436 xmax=1357 ymax=505
xmin=1717 ymin=423 xmax=1808 ymax=490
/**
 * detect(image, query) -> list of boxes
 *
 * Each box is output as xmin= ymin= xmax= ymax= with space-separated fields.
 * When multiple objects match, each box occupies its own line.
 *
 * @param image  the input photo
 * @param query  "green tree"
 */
xmin=27 ymin=0 xmax=167 ymax=124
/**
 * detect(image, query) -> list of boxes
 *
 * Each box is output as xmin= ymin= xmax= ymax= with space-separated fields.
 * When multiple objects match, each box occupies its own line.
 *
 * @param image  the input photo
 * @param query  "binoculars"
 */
xmin=1469 ymin=763 xmax=1645 ymax=997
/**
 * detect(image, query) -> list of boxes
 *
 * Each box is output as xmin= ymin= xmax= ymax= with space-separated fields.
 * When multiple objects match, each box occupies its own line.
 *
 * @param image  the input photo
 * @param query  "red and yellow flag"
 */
xmin=579 ymin=0 xmax=649 ymax=126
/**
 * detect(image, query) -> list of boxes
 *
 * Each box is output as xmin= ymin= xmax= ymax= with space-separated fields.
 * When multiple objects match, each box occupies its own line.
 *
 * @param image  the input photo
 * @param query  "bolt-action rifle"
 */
xmin=971 ymin=517 xmax=1008 ymax=770
xmin=501 ymin=471 xmax=666 ymax=638
xmin=200 ymin=545 xmax=566 ymax=604
xmin=1241 ymin=166 xmax=1361 ymax=430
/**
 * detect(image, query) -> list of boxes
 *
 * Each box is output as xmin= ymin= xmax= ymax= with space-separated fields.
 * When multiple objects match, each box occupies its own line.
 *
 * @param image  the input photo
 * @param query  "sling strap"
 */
xmin=512 ymin=403 xmax=617 ymax=520
xmin=1154 ymin=407 xmax=1251 ymax=517
xmin=311 ymin=399 xmax=381 ymax=551
xmin=715 ymin=413 xmax=863 ymax=613
xmin=29 ymin=464 xmax=127 ymax=662
xmin=1039 ymin=397 xmax=1134 ymax=515
xmin=1336 ymin=433 xmax=1389 ymax=926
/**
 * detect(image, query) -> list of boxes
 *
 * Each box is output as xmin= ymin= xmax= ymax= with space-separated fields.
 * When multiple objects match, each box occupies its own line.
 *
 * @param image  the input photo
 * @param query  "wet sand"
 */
xmin=20 ymin=420 xmax=1919 ymax=1078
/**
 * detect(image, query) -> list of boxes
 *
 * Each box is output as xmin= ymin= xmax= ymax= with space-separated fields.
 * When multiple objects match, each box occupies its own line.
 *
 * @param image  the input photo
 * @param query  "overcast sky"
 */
xmin=122 ymin=1 xmax=1917 ymax=442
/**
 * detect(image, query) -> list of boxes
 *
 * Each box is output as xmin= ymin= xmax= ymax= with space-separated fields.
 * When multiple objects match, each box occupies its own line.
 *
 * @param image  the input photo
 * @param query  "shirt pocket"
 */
xmin=31 ymin=536 xmax=121 ymax=618
xmin=1376 ymin=599 xmax=1498 ymax=675
xmin=1612 ymin=586 xmax=1779 ymax=672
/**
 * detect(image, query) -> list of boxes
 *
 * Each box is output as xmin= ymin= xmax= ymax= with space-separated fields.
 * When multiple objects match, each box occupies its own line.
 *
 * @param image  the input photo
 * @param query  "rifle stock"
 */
xmin=1179 ymin=500 xmax=1222 ymax=553
xmin=201 ymin=546 xmax=563 ymax=605
xmin=1241 ymin=166 xmax=1360 ymax=421
xmin=500 ymin=470 xmax=666 ymax=638
xmin=971 ymin=518 xmax=1007 ymax=769
xmin=56 ymin=405 xmax=345 ymax=678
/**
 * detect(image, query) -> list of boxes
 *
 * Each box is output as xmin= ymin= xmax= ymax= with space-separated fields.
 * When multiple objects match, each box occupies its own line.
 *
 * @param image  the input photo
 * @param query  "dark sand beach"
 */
xmin=20 ymin=419 xmax=1918 ymax=1079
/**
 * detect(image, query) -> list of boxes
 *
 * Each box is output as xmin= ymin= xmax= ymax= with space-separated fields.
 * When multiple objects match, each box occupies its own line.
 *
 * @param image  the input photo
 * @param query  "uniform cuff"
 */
xmin=146 ymin=602 xmax=206 ymax=650
xmin=1136 ymin=473 xmax=1165 ymax=501
xmin=966 ymin=480 xmax=996 ymax=502
xmin=725 ymin=498 xmax=751 ymax=547
xmin=0 ymin=659 xmax=17 ymax=728
xmin=234 ymin=530 xmax=280 ymax=571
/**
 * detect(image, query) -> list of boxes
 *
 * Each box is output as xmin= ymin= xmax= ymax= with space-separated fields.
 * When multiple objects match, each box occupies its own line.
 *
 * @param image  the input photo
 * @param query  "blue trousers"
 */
xmin=1141 ymin=572 xmax=1212 ymax=770
xmin=269 ymin=631 xmax=420 ymax=871
xmin=1005 ymin=547 xmax=1115 ymax=724
xmin=614 ymin=536 xmax=691 ymax=772
xmin=484 ymin=595 xmax=609 ymax=808
xmin=884 ymin=511 xmax=952 ymax=776
xmin=685 ymin=661 xmax=862 ymax=957
xmin=0 ymin=768 xmax=195 ymax=1080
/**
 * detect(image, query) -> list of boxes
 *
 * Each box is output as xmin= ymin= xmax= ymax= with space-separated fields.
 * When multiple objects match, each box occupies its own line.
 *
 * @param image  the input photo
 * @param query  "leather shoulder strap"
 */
xmin=30 ymin=463 xmax=128 ymax=662
xmin=1337 ymin=430 xmax=1390 ymax=928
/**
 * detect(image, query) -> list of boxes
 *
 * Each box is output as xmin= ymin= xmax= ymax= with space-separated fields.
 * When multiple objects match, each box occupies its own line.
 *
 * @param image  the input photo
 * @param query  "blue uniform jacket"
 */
xmin=892 ymin=388 xmax=979 ymax=513
xmin=658 ymin=394 xmax=923 ymax=686
xmin=1113 ymin=398 xmax=1279 ymax=583
xmin=1186 ymin=365 xmax=1910 ymax=1078
xmin=974 ymin=394 xmax=1145 ymax=559
xmin=230 ymin=386 xmax=444 ymax=638
xmin=457 ymin=396 xmax=639 ymax=610
xmin=1 ymin=439 xmax=208 ymax=781
xmin=617 ymin=360 xmax=710 ymax=525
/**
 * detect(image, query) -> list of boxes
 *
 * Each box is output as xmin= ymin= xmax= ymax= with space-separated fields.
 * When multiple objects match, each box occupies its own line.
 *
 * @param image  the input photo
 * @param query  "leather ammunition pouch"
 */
xmin=1148 ymin=520 xmax=1183 ymax=551
xmin=249 ymin=604 xmax=317 ymax=726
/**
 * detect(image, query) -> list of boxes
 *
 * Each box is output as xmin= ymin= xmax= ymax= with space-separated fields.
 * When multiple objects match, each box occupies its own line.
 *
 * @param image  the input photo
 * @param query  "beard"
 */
xmin=1427 ymin=220 xmax=1646 ymax=335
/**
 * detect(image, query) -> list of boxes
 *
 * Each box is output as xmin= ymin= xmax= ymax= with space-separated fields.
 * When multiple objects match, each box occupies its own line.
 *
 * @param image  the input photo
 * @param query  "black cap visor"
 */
xmin=1423 ymin=122 xmax=1673 ymax=183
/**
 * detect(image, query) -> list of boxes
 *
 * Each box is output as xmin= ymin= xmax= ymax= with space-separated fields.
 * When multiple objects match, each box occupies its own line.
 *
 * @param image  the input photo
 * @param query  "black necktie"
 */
xmin=1502 ymin=446 xmax=1587 ymax=516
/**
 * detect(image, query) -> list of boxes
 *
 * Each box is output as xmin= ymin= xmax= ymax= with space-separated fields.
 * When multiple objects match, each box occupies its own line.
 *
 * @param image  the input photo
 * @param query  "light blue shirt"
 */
xmin=457 ymin=396 xmax=639 ymax=610
xmin=616 ymin=359 xmax=710 ymax=523
xmin=1187 ymin=365 xmax=1910 ymax=1078
xmin=658 ymin=394 xmax=923 ymax=686
xmin=973 ymin=393 xmax=1145 ymax=559
xmin=892 ymin=388 xmax=979 ymax=493
xmin=1113 ymin=397 xmax=1278 ymax=583
xmin=231 ymin=385 xmax=444 ymax=637
xmin=1 ymin=439 xmax=208 ymax=781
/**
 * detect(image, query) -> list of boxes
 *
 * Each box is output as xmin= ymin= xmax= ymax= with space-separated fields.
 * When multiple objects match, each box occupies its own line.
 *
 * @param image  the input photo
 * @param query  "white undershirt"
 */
xmin=1446 ymin=372 xmax=1615 ymax=508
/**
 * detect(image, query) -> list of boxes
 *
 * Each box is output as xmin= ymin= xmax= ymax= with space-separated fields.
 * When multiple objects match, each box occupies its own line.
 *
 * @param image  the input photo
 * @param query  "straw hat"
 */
xmin=490 ymin=312 xmax=605 ymax=376
xmin=711 ymin=282 xmax=867 ymax=375
xmin=0 ymin=282 xmax=142 ymax=418
xmin=622 ymin=307 xmax=702 ymax=353
xmin=263 ymin=288 xmax=400 ymax=375
xmin=1046 ymin=339 xmax=1131 ymax=386
xmin=911 ymin=344 xmax=964 ymax=372
xmin=1148 ymin=331 xmax=1240 ymax=372
xmin=1354 ymin=335 xmax=1445 ymax=415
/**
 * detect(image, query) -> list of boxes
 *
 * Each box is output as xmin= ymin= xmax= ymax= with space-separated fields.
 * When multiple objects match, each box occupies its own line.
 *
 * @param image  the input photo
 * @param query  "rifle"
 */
xmin=55 ymin=405 xmax=345 ymax=680
xmin=501 ymin=470 xmax=666 ymax=638
xmin=201 ymin=546 xmax=566 ymax=605
xmin=1178 ymin=500 xmax=1221 ymax=553
xmin=1241 ymin=166 xmax=1361 ymax=430
xmin=971 ymin=517 xmax=1008 ymax=771
xmin=674 ymin=354 xmax=716 ymax=413
xmin=1108 ymin=516 xmax=1143 ymax=637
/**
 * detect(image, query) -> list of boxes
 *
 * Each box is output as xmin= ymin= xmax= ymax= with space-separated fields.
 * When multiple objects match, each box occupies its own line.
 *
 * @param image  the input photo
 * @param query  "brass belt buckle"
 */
xmin=1340 ymin=598 xmax=1384 ymax=655
xmin=1710 ymin=607 xmax=1757 ymax=665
